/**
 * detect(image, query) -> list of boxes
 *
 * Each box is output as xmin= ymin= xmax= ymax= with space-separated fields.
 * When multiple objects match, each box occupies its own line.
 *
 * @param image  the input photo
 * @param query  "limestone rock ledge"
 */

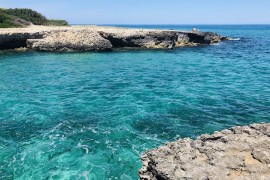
xmin=139 ymin=123 xmax=270 ymax=180
xmin=0 ymin=26 xmax=228 ymax=51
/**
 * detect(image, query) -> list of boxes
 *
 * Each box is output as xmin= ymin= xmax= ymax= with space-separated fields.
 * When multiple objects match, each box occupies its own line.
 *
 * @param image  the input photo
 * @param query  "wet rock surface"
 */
xmin=0 ymin=26 xmax=228 ymax=51
xmin=139 ymin=123 xmax=270 ymax=180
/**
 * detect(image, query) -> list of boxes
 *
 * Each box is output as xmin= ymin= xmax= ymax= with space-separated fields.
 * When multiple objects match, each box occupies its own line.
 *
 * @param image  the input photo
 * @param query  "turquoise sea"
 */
xmin=0 ymin=25 xmax=270 ymax=179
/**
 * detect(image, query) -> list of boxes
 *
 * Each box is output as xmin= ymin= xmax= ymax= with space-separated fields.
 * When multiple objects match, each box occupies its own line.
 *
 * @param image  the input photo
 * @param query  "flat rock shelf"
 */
xmin=0 ymin=25 xmax=228 ymax=51
xmin=139 ymin=123 xmax=270 ymax=180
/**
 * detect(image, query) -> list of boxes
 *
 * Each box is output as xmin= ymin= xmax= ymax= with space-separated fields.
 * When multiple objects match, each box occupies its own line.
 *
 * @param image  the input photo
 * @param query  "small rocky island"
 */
xmin=139 ymin=123 xmax=270 ymax=180
xmin=0 ymin=25 xmax=228 ymax=52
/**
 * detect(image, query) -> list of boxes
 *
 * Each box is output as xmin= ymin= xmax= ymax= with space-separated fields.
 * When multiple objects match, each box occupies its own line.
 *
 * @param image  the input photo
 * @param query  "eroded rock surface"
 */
xmin=27 ymin=29 xmax=112 ymax=51
xmin=139 ymin=123 xmax=270 ymax=180
xmin=0 ymin=25 xmax=228 ymax=51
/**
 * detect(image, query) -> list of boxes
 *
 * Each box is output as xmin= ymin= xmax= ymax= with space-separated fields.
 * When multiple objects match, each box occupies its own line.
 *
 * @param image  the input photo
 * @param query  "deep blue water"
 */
xmin=0 ymin=25 xmax=270 ymax=179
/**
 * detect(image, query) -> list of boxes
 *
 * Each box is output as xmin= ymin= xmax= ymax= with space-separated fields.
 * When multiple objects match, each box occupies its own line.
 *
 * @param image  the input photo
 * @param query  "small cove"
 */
xmin=0 ymin=25 xmax=270 ymax=179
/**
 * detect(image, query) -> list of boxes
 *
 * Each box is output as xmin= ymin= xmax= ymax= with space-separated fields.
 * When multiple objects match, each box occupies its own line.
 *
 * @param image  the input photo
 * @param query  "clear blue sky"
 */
xmin=1 ymin=0 xmax=270 ymax=24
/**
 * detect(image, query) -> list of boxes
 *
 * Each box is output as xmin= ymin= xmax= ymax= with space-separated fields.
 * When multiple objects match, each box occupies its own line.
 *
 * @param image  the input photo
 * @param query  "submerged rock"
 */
xmin=0 ymin=26 xmax=228 ymax=51
xmin=139 ymin=123 xmax=270 ymax=180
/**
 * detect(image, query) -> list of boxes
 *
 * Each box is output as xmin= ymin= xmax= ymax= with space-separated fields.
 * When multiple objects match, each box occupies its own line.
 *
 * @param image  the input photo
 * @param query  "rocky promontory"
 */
xmin=139 ymin=123 xmax=270 ymax=180
xmin=0 ymin=26 xmax=228 ymax=51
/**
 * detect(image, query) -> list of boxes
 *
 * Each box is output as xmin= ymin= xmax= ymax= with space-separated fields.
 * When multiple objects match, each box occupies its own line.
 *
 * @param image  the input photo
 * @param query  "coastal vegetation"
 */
xmin=0 ymin=8 xmax=68 ymax=28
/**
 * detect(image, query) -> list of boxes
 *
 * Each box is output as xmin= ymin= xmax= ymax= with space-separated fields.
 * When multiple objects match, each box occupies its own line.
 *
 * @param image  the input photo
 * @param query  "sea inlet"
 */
xmin=0 ymin=25 xmax=269 ymax=179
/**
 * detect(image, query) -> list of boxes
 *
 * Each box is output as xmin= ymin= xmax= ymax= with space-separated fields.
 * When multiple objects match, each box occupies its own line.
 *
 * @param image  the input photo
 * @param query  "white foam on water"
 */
xmin=77 ymin=143 xmax=89 ymax=154
xmin=211 ymin=43 xmax=221 ymax=46
xmin=229 ymin=38 xmax=241 ymax=41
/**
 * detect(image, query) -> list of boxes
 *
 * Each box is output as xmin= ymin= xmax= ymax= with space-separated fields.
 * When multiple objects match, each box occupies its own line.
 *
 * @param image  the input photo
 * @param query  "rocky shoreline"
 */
xmin=0 ymin=25 xmax=228 ymax=52
xmin=139 ymin=123 xmax=270 ymax=180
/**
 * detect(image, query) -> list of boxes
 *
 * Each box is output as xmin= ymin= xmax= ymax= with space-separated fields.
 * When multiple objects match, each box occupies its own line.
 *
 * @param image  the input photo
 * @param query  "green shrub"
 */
xmin=46 ymin=19 xmax=69 ymax=26
xmin=0 ymin=15 xmax=4 ymax=23
xmin=3 ymin=8 xmax=47 ymax=25
xmin=0 ymin=8 xmax=69 ymax=28
xmin=0 ymin=11 xmax=19 ymax=28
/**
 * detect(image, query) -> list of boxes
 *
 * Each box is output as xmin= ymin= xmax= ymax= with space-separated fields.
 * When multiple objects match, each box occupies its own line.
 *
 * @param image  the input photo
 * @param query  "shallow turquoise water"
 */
xmin=0 ymin=25 xmax=270 ymax=179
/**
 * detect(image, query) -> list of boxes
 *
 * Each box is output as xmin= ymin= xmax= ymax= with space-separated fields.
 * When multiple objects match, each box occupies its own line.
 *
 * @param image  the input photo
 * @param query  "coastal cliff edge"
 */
xmin=0 ymin=26 xmax=228 ymax=51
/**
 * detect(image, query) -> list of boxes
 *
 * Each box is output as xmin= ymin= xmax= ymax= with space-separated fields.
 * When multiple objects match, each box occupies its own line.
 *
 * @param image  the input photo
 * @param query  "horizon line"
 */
xmin=71 ymin=23 xmax=270 ymax=26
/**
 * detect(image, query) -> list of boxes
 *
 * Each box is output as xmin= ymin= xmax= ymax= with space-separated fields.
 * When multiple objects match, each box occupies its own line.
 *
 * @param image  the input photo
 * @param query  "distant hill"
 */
xmin=0 ymin=8 xmax=68 ymax=28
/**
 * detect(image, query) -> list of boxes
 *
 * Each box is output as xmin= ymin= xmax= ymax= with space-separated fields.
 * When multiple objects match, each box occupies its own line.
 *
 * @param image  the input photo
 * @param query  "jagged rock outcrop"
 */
xmin=27 ymin=29 xmax=112 ymax=51
xmin=139 ymin=123 xmax=270 ymax=180
xmin=0 ymin=26 xmax=228 ymax=51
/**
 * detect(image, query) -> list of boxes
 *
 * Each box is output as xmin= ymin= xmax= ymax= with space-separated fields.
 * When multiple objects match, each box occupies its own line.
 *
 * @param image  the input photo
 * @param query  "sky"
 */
xmin=1 ymin=0 xmax=270 ymax=25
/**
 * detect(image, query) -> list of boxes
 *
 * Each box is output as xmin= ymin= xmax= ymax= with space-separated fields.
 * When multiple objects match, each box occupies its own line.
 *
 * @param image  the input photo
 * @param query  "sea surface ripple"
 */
xmin=0 ymin=25 xmax=270 ymax=179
